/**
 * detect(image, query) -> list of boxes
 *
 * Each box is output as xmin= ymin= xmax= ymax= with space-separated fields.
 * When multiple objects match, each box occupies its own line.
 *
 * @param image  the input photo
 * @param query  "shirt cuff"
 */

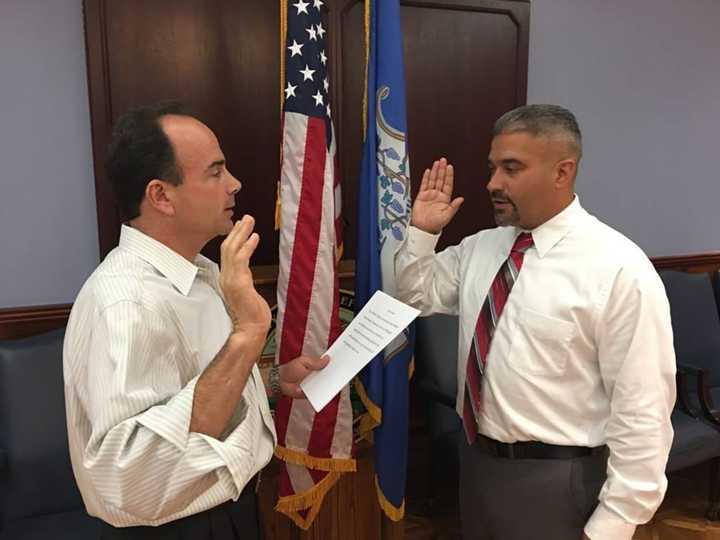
xmin=584 ymin=502 xmax=637 ymax=540
xmin=136 ymin=376 xmax=199 ymax=450
xmin=406 ymin=225 xmax=440 ymax=255
xmin=197 ymin=433 xmax=255 ymax=500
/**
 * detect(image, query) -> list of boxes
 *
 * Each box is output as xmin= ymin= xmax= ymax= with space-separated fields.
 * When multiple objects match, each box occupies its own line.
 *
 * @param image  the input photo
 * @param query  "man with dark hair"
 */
xmin=63 ymin=103 xmax=327 ymax=539
xmin=396 ymin=104 xmax=675 ymax=539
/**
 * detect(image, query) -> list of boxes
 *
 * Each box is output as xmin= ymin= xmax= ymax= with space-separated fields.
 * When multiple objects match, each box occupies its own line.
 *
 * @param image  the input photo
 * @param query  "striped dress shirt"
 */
xmin=63 ymin=225 xmax=276 ymax=527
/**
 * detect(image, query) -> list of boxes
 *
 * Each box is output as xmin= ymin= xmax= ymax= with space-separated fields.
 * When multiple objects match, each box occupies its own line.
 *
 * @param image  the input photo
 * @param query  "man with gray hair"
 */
xmin=395 ymin=104 xmax=675 ymax=539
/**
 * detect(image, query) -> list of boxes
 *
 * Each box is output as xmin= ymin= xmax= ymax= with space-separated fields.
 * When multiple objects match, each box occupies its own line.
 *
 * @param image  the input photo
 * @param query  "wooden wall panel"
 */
xmin=402 ymin=0 xmax=529 ymax=251
xmin=84 ymin=0 xmax=281 ymax=263
xmin=334 ymin=0 xmax=530 ymax=257
xmin=85 ymin=0 xmax=529 ymax=263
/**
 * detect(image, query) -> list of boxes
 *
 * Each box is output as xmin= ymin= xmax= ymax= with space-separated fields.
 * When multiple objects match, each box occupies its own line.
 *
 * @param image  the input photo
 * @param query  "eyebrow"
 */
xmin=206 ymin=159 xmax=225 ymax=172
xmin=488 ymin=158 xmax=524 ymax=167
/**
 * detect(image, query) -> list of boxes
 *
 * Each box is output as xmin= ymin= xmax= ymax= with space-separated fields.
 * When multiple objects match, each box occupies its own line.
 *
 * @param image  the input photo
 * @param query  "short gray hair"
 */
xmin=493 ymin=104 xmax=583 ymax=159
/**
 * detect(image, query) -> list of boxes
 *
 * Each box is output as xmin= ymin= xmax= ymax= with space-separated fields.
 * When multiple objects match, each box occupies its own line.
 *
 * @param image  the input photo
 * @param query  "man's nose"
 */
xmin=228 ymin=174 xmax=241 ymax=194
xmin=486 ymin=169 xmax=500 ymax=193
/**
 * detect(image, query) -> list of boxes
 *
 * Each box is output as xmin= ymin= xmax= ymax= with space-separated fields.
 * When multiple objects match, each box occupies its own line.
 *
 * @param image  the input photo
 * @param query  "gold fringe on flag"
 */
xmin=375 ymin=475 xmax=405 ymax=521
xmin=274 ymin=445 xmax=357 ymax=473
xmin=274 ymin=471 xmax=343 ymax=529
xmin=273 ymin=445 xmax=356 ymax=530
xmin=353 ymin=377 xmax=381 ymax=441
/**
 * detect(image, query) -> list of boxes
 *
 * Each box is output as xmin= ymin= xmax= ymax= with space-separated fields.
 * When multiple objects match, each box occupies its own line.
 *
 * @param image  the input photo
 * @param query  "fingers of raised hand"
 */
xmin=441 ymin=163 xmax=455 ymax=196
xmin=222 ymin=215 xmax=256 ymax=256
xmin=236 ymin=232 xmax=260 ymax=262
xmin=427 ymin=160 xmax=440 ymax=191
xmin=419 ymin=167 xmax=431 ymax=193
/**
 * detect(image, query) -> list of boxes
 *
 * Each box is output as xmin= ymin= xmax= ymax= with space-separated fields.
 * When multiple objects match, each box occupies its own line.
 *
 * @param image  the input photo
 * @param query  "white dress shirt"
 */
xmin=395 ymin=197 xmax=676 ymax=540
xmin=63 ymin=225 xmax=276 ymax=527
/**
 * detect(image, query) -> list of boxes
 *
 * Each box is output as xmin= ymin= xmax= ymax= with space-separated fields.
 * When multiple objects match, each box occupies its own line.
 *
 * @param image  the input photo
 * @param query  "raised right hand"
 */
xmin=219 ymin=215 xmax=272 ymax=349
xmin=411 ymin=157 xmax=464 ymax=234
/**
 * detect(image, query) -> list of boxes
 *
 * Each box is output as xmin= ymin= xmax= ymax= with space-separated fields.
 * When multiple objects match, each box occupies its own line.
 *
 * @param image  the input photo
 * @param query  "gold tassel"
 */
xmin=274 ymin=445 xmax=357 ymax=473
xmin=275 ymin=471 xmax=344 ymax=529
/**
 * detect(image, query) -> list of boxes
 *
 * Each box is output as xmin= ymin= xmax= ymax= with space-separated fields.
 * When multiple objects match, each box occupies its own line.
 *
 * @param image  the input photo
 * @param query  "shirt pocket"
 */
xmin=507 ymin=307 xmax=576 ymax=378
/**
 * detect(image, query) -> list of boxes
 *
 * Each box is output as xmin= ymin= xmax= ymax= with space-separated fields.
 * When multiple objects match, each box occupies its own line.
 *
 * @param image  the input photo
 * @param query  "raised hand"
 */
xmin=219 ymin=215 xmax=272 ymax=355
xmin=411 ymin=157 xmax=464 ymax=234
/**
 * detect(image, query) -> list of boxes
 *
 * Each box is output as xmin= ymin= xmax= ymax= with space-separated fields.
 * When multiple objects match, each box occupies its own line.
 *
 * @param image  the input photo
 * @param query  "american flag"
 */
xmin=273 ymin=0 xmax=355 ymax=529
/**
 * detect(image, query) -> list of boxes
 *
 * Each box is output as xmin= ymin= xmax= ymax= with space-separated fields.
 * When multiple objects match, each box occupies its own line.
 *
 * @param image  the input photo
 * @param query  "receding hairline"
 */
xmin=159 ymin=114 xmax=224 ymax=175
xmin=492 ymin=127 xmax=582 ymax=160
xmin=493 ymin=104 xmax=583 ymax=160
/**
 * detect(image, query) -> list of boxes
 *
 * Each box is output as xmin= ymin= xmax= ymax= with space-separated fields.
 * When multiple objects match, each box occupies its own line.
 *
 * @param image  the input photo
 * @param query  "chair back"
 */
xmin=413 ymin=314 xmax=459 ymax=409
xmin=0 ymin=328 xmax=84 ymax=525
xmin=659 ymin=270 xmax=720 ymax=387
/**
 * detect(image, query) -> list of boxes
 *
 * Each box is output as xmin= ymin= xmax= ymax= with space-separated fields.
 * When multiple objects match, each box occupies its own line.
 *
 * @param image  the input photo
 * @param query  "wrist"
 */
xmin=410 ymin=220 xmax=441 ymax=235
xmin=227 ymin=331 xmax=265 ymax=365
xmin=268 ymin=364 xmax=282 ymax=398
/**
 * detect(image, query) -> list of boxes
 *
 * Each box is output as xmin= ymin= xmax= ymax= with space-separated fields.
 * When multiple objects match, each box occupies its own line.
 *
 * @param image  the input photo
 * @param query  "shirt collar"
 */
xmin=118 ymin=224 xmax=214 ymax=296
xmin=517 ymin=196 xmax=586 ymax=259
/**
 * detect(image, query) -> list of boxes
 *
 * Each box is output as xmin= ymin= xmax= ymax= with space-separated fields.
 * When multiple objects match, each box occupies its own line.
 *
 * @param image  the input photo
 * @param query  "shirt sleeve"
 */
xmin=79 ymin=300 xmax=263 ymax=524
xmin=394 ymin=225 xmax=463 ymax=315
xmin=584 ymin=264 xmax=676 ymax=540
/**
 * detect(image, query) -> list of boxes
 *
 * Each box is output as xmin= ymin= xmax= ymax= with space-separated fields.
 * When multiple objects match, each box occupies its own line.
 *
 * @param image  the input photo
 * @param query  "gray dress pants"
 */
xmin=459 ymin=439 xmax=607 ymax=540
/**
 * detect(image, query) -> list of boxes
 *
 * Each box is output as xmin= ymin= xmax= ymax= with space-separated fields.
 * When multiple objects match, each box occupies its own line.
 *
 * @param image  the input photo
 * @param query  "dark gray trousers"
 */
xmin=459 ymin=439 xmax=607 ymax=540
xmin=99 ymin=493 xmax=261 ymax=540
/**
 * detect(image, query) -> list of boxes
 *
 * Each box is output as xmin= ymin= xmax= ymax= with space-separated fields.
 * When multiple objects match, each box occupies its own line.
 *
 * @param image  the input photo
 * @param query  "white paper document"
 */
xmin=300 ymin=290 xmax=421 ymax=412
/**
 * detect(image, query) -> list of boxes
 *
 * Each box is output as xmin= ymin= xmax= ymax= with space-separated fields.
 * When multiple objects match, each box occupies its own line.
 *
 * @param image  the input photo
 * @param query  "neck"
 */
xmin=526 ymin=193 xmax=575 ymax=230
xmin=129 ymin=216 xmax=205 ymax=262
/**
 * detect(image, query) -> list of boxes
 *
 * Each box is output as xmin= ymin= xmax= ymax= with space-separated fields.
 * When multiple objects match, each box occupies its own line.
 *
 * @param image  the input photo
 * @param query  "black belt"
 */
xmin=475 ymin=433 xmax=606 ymax=460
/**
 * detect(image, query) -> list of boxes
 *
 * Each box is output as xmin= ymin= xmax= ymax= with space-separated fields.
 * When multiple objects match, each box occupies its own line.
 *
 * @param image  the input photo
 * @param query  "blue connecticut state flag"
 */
xmin=355 ymin=0 xmax=414 ymax=521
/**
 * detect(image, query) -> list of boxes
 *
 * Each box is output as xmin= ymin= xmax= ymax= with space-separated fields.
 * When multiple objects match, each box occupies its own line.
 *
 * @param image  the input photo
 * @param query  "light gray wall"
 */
xmin=0 ymin=0 xmax=97 ymax=308
xmin=528 ymin=0 xmax=720 ymax=257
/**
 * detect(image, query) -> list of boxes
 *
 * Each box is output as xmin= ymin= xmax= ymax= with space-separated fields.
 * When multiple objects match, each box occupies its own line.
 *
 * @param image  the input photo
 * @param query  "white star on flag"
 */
xmin=284 ymin=82 xmax=297 ymax=99
xmin=312 ymin=90 xmax=324 ymax=107
xmin=300 ymin=64 xmax=316 ymax=81
xmin=323 ymin=77 xmax=329 ymax=92
xmin=287 ymin=40 xmax=304 ymax=57
xmin=319 ymin=50 xmax=327 ymax=65
xmin=316 ymin=23 xmax=326 ymax=38
xmin=313 ymin=0 xmax=323 ymax=9
xmin=326 ymin=104 xmax=331 ymax=117
xmin=293 ymin=0 xmax=309 ymax=15
xmin=306 ymin=26 xmax=317 ymax=41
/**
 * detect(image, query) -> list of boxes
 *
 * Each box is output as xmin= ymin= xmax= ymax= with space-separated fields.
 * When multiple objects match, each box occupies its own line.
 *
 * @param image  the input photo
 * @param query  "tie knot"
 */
xmin=511 ymin=232 xmax=534 ymax=254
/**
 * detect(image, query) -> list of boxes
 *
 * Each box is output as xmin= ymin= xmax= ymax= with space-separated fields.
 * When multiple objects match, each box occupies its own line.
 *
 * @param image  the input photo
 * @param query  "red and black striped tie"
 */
xmin=462 ymin=232 xmax=534 ymax=444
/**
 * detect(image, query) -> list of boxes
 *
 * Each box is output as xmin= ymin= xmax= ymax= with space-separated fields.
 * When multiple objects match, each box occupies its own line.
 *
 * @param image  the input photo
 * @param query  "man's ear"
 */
xmin=555 ymin=159 xmax=577 ymax=189
xmin=145 ymin=179 xmax=176 ymax=217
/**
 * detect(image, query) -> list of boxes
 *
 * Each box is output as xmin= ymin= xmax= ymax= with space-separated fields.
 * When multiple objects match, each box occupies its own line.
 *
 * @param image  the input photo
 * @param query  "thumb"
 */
xmin=309 ymin=355 xmax=331 ymax=371
xmin=446 ymin=197 xmax=464 ymax=219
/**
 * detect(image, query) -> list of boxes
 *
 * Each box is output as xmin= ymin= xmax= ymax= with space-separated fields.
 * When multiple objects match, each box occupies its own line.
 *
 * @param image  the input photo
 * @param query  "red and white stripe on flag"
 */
xmin=273 ymin=111 xmax=355 ymax=528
